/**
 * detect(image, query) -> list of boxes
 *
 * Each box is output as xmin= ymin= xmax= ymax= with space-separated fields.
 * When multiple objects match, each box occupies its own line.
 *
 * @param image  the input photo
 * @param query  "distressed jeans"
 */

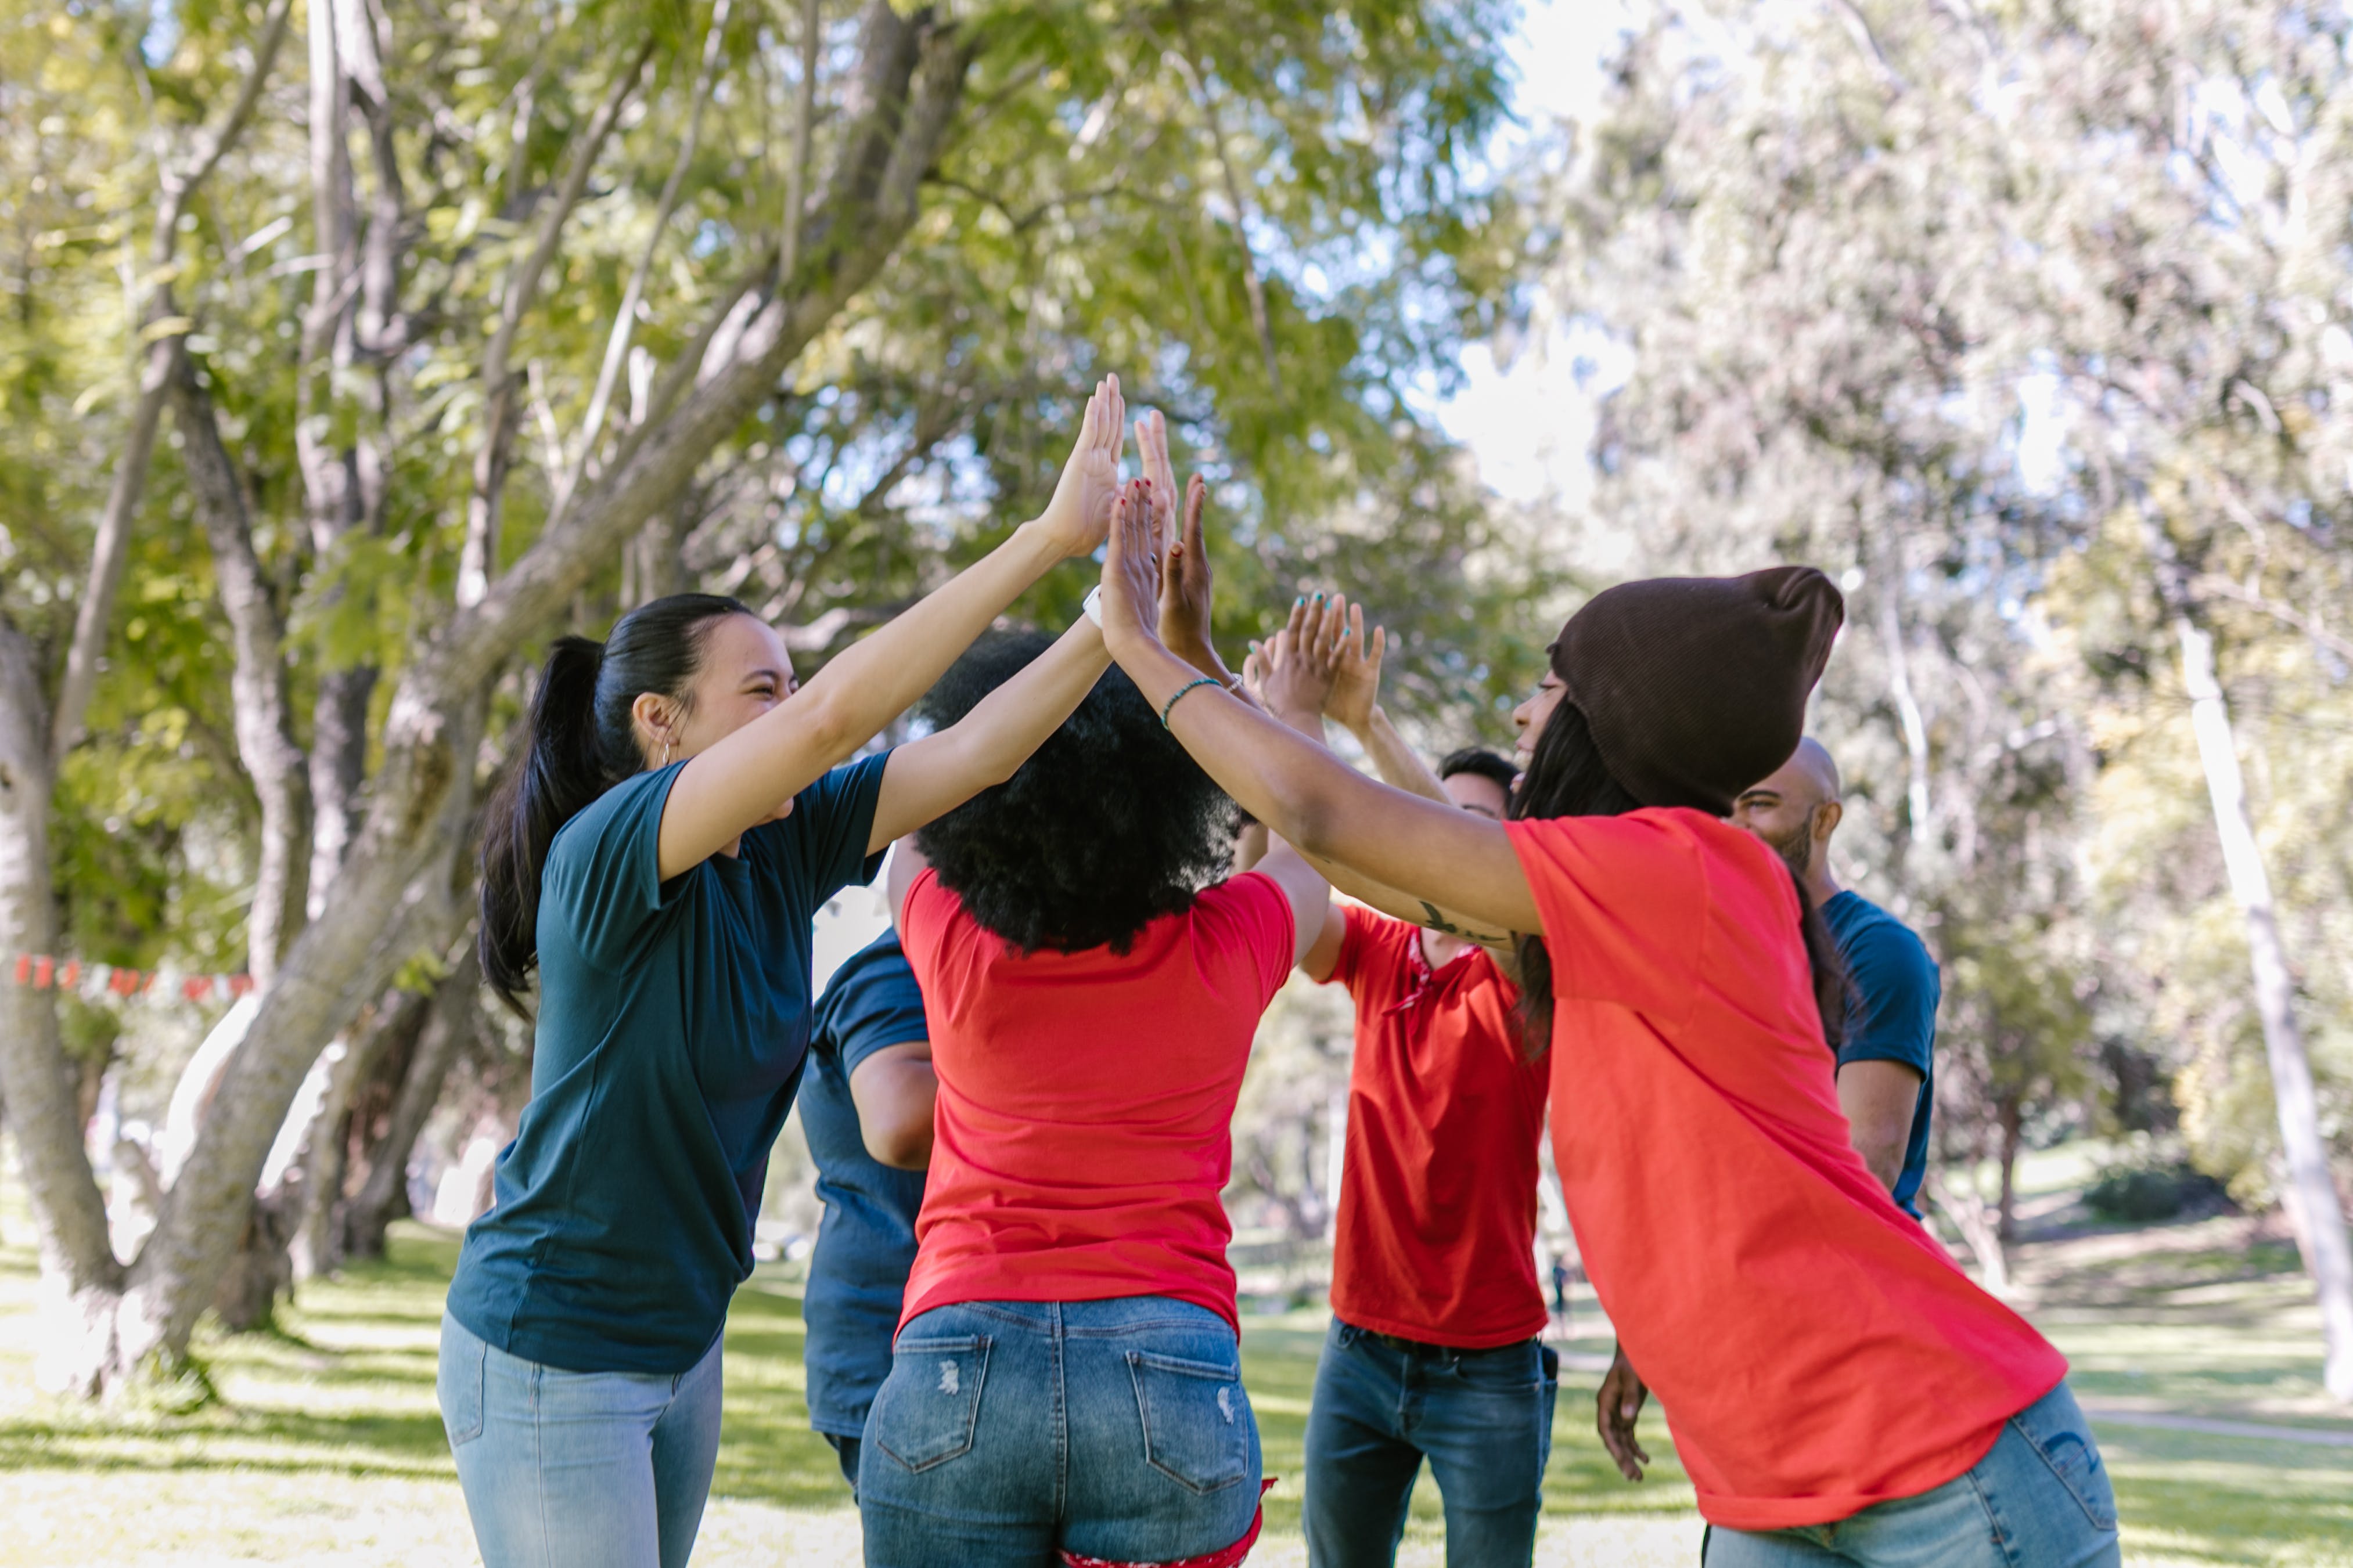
xmin=1303 ymin=1318 xmax=1559 ymax=1567
xmin=437 ymin=1311 xmax=724 ymax=1568
xmin=1702 ymin=1381 xmax=2121 ymax=1568
xmin=858 ymin=1297 xmax=1264 ymax=1567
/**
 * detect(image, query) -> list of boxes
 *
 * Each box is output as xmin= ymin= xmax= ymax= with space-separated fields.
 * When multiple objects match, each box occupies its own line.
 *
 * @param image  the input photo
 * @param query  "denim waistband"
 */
xmin=1335 ymin=1318 xmax=1544 ymax=1358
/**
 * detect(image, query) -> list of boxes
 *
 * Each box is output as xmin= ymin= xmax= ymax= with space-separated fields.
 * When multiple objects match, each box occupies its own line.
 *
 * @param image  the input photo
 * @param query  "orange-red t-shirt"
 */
xmin=1324 ymin=906 xmax=1550 ymax=1348
xmin=1504 ymin=810 xmax=2066 ymax=1531
xmin=897 ymin=868 xmax=1296 ymax=1335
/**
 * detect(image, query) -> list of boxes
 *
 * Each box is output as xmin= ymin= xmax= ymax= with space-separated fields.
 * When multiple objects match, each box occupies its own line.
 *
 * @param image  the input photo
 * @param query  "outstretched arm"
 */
xmin=1096 ymin=491 xmax=1541 ymax=940
xmin=657 ymin=378 xmax=1127 ymax=879
xmin=868 ymin=609 xmax=1114 ymax=850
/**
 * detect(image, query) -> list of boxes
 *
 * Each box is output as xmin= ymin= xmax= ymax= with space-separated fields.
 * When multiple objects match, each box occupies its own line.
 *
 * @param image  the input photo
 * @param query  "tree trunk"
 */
xmin=341 ymin=949 xmax=482 ymax=1260
xmin=1927 ymin=1165 xmax=2010 ymax=1298
xmin=286 ymin=987 xmax=431 ymax=1281
xmin=1995 ymin=1093 xmax=2024 ymax=1243
xmin=0 ymin=623 xmax=126 ymax=1392
xmin=170 ymin=358 xmax=311 ymax=981
xmin=2176 ymin=616 xmax=2353 ymax=1403
xmin=24 ymin=0 xmax=976 ymax=1398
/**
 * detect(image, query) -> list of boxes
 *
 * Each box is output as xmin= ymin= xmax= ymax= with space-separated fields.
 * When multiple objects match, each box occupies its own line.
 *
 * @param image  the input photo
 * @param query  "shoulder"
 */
xmin=1197 ymin=870 xmax=1297 ymax=950
xmin=1825 ymin=893 xmax=1937 ymax=979
xmin=805 ymin=748 xmax=893 ymax=808
xmin=545 ymin=767 xmax=680 ymax=880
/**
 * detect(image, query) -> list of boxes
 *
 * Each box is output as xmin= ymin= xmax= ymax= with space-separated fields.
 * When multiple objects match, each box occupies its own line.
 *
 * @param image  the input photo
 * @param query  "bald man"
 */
xmin=1732 ymin=740 xmax=1940 ymax=1210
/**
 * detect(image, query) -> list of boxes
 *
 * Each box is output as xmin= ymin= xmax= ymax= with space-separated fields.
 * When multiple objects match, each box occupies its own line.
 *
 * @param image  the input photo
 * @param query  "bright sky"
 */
xmin=1435 ymin=1 xmax=1637 ymax=508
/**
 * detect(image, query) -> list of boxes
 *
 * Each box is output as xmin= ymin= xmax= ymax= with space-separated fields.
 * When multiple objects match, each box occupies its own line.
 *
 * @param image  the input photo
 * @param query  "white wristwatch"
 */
xmin=1082 ymin=585 xmax=1105 ymax=627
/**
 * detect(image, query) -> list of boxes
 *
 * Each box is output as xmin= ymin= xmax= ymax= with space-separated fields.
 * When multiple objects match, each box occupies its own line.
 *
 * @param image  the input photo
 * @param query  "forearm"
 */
xmin=869 ymin=618 xmax=1111 ymax=848
xmin=1300 ymin=847 xmax=1516 ymax=952
xmin=800 ymin=522 xmax=1067 ymax=760
xmin=1111 ymin=634 xmax=1541 ymax=934
xmin=1351 ymin=708 xmax=1450 ymax=805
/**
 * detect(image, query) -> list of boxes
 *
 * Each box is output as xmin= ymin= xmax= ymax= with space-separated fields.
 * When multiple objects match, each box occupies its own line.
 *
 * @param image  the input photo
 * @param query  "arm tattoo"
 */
xmin=1420 ymin=902 xmax=1512 ymax=947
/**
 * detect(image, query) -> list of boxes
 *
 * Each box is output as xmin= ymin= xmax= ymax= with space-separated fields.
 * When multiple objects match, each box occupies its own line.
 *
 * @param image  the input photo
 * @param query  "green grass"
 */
xmin=0 ymin=1196 xmax=2347 ymax=1565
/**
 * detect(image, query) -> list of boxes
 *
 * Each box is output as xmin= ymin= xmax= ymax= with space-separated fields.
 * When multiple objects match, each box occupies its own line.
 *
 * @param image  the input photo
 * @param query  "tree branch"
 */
xmin=458 ymin=34 xmax=659 ymax=607
xmin=49 ymin=0 xmax=298 ymax=765
xmin=169 ymin=358 xmax=312 ymax=983
xmin=551 ymin=0 xmax=736 ymax=527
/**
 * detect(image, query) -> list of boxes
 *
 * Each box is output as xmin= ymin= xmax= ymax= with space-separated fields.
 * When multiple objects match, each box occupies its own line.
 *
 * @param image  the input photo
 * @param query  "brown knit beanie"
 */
xmin=1549 ymin=566 xmax=1845 ymax=815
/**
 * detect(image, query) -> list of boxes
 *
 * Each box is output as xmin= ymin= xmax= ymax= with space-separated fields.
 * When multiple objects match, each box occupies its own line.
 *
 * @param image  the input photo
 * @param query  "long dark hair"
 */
xmin=1507 ymin=702 xmax=1849 ymax=1056
xmin=480 ymin=593 xmax=751 ymax=1007
xmin=913 ymin=630 xmax=1232 ymax=954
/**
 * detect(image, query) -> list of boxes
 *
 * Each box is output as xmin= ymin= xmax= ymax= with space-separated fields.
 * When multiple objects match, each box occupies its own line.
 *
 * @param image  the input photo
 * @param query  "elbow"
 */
xmin=864 ymin=1116 xmax=934 ymax=1172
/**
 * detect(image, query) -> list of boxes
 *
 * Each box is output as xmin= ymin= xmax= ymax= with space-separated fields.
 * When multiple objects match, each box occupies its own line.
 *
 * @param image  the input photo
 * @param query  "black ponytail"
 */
xmin=1504 ymin=701 xmax=1850 ymax=1059
xmin=480 ymin=592 xmax=751 ymax=1008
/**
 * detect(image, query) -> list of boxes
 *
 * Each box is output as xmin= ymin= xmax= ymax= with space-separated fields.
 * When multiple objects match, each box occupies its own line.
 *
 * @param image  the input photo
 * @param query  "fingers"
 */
xmin=1366 ymin=622 xmax=1386 ymax=672
xmin=1183 ymin=472 xmax=1207 ymax=556
xmin=1103 ymin=374 xmax=1125 ymax=456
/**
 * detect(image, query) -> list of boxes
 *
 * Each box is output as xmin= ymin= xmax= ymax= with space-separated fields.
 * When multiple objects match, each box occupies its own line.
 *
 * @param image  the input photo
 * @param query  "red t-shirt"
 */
xmin=897 ymin=868 xmax=1296 ymax=1334
xmin=1505 ymin=810 xmax=2066 ymax=1531
xmin=1323 ymin=906 xmax=1550 ymax=1347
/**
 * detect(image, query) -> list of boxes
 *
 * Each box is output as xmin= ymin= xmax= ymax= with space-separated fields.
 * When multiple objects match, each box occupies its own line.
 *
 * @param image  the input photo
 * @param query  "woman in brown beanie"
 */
xmin=1091 ymin=495 xmax=2120 ymax=1568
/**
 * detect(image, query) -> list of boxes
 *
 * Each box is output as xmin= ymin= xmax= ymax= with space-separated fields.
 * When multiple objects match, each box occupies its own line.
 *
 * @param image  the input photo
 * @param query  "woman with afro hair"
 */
xmin=858 ymin=450 xmax=1329 ymax=1568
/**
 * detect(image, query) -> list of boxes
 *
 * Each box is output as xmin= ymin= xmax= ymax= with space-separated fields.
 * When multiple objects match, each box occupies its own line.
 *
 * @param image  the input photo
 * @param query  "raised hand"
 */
xmin=1249 ymin=594 xmax=1347 ymax=725
xmin=1157 ymin=474 xmax=1218 ymax=664
xmin=1096 ymin=477 xmax=1164 ymax=654
xmin=1033 ymin=375 xmax=1127 ymax=558
xmin=1325 ymin=600 xmax=1389 ymax=733
xmin=1136 ymin=409 xmax=1181 ymax=550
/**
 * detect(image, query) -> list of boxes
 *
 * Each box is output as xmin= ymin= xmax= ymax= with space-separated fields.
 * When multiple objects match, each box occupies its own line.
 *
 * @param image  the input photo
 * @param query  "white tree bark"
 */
xmin=19 ymin=3 xmax=980 ymax=1394
xmin=2176 ymin=617 xmax=2353 ymax=1403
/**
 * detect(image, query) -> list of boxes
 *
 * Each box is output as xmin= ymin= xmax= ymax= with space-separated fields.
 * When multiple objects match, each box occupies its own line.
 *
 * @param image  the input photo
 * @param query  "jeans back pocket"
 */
xmin=873 ymin=1335 xmax=992 ymax=1474
xmin=2009 ymin=1386 xmax=2118 ymax=1534
xmin=436 ymin=1317 xmax=487 ymax=1450
xmin=1127 ymin=1350 xmax=1251 ymax=1495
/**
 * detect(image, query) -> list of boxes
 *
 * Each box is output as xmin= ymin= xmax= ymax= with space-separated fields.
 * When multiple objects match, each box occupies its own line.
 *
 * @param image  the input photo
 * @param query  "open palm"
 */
xmin=1034 ymin=375 xmax=1127 ymax=558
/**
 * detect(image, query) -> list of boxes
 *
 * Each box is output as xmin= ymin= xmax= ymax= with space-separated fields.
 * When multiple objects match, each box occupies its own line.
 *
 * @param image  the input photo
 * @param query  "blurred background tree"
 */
xmin=1537 ymin=0 xmax=2353 ymax=1397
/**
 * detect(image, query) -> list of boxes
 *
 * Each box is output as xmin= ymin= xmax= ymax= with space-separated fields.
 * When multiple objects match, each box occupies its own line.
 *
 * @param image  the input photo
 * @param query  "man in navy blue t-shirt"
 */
xmin=800 ymin=928 xmax=936 ymax=1491
xmin=1733 ymin=739 xmax=1941 ymax=1216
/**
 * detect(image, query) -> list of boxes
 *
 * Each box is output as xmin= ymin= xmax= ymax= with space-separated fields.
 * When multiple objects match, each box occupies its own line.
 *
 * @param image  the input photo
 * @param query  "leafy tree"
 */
xmin=0 ymin=0 xmax=1546 ymax=1393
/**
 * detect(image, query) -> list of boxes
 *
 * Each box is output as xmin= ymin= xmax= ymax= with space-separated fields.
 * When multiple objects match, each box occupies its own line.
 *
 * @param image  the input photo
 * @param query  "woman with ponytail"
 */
xmin=1089 ymin=491 xmax=2121 ymax=1568
xmin=440 ymin=381 xmax=1135 ymax=1568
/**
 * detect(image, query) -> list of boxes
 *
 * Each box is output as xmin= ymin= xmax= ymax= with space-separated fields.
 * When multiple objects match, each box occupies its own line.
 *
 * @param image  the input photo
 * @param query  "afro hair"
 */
xmin=911 ymin=629 xmax=1236 ymax=954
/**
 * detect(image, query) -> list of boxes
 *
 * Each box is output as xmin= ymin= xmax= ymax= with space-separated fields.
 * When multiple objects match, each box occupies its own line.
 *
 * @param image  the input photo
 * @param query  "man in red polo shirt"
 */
xmin=1254 ymin=601 xmax=1556 ymax=1568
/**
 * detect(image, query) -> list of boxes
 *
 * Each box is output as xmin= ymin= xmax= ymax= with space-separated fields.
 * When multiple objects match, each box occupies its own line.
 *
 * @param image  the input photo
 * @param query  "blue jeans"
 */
xmin=1703 ymin=1382 xmax=2120 ymax=1567
xmin=858 ymin=1297 xmax=1264 ymax=1567
xmin=1303 ymin=1318 xmax=1559 ymax=1567
xmin=437 ymin=1312 xmax=724 ymax=1568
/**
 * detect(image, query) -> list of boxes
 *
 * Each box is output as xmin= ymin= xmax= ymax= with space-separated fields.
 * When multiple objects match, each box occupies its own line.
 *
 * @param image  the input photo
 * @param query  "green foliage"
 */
xmin=5 ymin=0 xmax=1553 ymax=1017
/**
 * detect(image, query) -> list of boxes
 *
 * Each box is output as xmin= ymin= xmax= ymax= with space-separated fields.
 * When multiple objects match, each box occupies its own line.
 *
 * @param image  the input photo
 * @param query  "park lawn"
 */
xmin=0 ymin=1209 xmax=2344 ymax=1566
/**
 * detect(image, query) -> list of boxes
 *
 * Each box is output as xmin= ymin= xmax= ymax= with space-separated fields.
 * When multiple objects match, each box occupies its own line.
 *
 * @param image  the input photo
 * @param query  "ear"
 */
xmin=1815 ymin=798 xmax=1844 ymax=844
xmin=630 ymin=690 xmax=679 ymax=758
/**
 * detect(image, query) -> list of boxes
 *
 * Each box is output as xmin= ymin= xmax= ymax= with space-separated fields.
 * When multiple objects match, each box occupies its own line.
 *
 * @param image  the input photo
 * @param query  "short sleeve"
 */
xmin=753 ymin=749 xmax=893 ymax=907
xmin=1835 ymin=917 xmax=1940 ymax=1075
xmin=540 ymin=766 xmax=688 ymax=968
xmin=1502 ymin=811 xmax=1711 ymax=1023
xmin=1198 ymin=871 xmax=1297 ymax=1007
xmin=827 ymin=945 xmax=932 ymax=1081
xmin=1325 ymin=904 xmax=1406 ymax=1001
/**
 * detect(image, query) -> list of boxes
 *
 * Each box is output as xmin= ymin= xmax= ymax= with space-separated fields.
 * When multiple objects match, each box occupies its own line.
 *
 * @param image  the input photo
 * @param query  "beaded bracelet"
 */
xmin=1158 ymin=675 xmax=1222 ymax=729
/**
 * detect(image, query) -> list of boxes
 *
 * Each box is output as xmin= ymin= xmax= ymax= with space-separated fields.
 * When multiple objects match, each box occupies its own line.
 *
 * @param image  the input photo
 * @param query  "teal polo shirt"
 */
xmin=447 ymin=751 xmax=890 ymax=1374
